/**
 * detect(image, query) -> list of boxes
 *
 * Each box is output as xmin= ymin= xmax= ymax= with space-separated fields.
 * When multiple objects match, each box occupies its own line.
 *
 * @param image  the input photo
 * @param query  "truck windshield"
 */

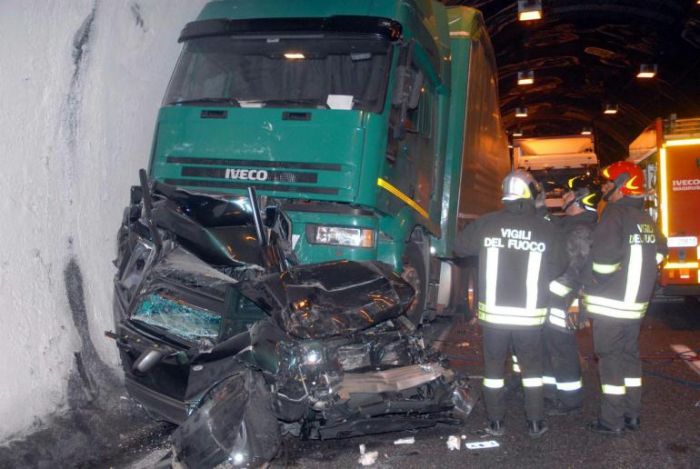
xmin=164 ymin=35 xmax=391 ymax=112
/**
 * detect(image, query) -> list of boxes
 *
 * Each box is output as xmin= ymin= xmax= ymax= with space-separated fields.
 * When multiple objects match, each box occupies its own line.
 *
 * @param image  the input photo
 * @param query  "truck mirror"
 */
xmin=407 ymin=70 xmax=424 ymax=109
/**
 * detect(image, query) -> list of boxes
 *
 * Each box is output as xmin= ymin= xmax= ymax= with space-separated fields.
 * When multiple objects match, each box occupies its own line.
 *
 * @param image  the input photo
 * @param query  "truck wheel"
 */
xmin=401 ymin=242 xmax=428 ymax=324
xmin=447 ymin=262 xmax=477 ymax=321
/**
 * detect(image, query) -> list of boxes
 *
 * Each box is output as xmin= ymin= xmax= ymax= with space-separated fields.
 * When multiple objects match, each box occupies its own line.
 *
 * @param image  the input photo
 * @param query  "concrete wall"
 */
xmin=0 ymin=0 xmax=208 ymax=443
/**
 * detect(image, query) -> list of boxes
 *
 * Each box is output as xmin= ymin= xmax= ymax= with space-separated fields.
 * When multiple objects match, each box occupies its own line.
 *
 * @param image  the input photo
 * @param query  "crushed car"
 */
xmin=109 ymin=171 xmax=475 ymax=467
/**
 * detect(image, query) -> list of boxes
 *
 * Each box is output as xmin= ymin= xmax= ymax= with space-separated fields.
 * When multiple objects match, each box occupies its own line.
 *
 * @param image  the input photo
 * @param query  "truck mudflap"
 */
xmin=111 ymin=174 xmax=477 ymax=468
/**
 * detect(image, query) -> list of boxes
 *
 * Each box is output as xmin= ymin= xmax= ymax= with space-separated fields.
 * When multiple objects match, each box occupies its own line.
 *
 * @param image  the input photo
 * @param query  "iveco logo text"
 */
xmin=224 ymin=168 xmax=269 ymax=181
xmin=672 ymin=179 xmax=700 ymax=191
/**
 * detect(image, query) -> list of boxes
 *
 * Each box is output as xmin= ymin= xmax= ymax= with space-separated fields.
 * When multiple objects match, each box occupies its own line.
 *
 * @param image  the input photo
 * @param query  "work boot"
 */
xmin=527 ymin=420 xmax=549 ymax=439
xmin=624 ymin=417 xmax=641 ymax=431
xmin=587 ymin=420 xmax=624 ymax=436
xmin=546 ymin=400 xmax=582 ymax=416
xmin=477 ymin=420 xmax=505 ymax=437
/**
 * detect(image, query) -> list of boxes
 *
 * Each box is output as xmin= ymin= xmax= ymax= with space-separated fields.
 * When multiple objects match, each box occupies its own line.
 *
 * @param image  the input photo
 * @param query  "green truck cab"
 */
xmin=148 ymin=0 xmax=510 ymax=322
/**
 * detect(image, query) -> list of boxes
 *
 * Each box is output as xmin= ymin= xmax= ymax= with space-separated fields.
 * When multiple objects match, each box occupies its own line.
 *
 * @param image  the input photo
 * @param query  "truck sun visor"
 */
xmin=179 ymin=16 xmax=403 ymax=43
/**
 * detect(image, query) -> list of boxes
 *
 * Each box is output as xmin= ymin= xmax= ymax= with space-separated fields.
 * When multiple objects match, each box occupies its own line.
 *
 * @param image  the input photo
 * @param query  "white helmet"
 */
xmin=502 ymin=169 xmax=542 ymax=202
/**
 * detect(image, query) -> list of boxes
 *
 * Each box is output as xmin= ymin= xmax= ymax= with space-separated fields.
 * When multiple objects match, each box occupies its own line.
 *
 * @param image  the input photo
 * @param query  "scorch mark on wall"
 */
xmin=64 ymin=4 xmax=96 ymax=155
xmin=130 ymin=2 xmax=146 ymax=31
xmin=63 ymin=256 xmax=118 ymax=407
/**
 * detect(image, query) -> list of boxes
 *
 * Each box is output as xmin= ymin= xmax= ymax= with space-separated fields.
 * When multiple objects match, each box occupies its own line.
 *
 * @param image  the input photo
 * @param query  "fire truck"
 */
xmin=628 ymin=117 xmax=700 ymax=298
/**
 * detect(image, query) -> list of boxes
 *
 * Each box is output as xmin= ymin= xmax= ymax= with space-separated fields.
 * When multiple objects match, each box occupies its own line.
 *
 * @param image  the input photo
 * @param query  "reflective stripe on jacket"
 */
xmin=456 ymin=202 xmax=565 ymax=329
xmin=583 ymin=198 xmax=666 ymax=320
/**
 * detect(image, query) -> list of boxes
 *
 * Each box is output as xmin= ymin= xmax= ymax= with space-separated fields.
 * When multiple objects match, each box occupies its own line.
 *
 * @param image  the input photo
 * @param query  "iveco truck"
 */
xmin=513 ymin=134 xmax=599 ymax=215
xmin=145 ymin=0 xmax=510 ymax=321
xmin=111 ymin=1 xmax=510 ymax=460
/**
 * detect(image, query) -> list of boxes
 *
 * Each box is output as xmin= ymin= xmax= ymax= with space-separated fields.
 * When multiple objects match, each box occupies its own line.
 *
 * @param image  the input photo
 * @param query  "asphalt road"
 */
xmin=118 ymin=302 xmax=700 ymax=469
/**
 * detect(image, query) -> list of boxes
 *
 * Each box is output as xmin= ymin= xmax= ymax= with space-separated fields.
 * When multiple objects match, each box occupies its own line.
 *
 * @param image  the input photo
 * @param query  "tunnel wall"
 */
xmin=0 ymin=0 xmax=209 ymax=442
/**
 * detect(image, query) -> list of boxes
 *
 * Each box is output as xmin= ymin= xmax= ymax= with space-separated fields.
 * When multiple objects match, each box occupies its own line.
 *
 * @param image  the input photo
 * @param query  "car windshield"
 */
xmin=164 ymin=35 xmax=392 ymax=112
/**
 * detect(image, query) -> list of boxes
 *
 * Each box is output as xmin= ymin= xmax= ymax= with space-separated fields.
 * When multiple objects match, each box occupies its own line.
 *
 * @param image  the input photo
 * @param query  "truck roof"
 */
xmin=513 ymin=135 xmax=598 ymax=170
xmin=190 ymin=0 xmax=451 ymax=90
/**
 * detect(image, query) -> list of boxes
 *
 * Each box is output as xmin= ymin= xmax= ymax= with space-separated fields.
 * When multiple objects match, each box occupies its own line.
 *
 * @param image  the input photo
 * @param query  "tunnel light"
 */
xmin=604 ymin=104 xmax=619 ymax=115
xmin=284 ymin=52 xmax=306 ymax=60
xmin=518 ymin=70 xmax=535 ymax=85
xmin=518 ymin=0 xmax=542 ymax=21
xmin=580 ymin=127 xmax=592 ymax=136
xmin=515 ymin=107 xmax=528 ymax=118
xmin=637 ymin=64 xmax=657 ymax=78
xmin=512 ymin=129 xmax=523 ymax=137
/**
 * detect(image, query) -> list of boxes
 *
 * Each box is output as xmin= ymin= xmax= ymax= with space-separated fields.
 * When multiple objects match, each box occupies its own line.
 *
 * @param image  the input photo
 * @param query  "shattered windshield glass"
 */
xmin=164 ymin=35 xmax=391 ymax=112
xmin=132 ymin=292 xmax=221 ymax=341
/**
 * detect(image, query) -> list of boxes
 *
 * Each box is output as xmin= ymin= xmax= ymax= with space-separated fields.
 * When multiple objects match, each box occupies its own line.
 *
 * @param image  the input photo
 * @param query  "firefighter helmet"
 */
xmin=601 ymin=161 xmax=645 ymax=198
xmin=563 ymin=175 xmax=602 ymax=212
xmin=502 ymin=169 xmax=542 ymax=202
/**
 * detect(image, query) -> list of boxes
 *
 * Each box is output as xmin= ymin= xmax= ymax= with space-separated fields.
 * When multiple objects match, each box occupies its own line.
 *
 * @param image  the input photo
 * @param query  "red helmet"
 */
xmin=601 ymin=161 xmax=645 ymax=197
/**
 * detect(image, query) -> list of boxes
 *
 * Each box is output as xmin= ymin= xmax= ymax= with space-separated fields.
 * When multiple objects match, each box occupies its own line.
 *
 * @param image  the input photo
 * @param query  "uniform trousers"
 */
xmin=482 ymin=326 xmax=544 ymax=422
xmin=592 ymin=317 xmax=642 ymax=429
xmin=543 ymin=325 xmax=583 ymax=408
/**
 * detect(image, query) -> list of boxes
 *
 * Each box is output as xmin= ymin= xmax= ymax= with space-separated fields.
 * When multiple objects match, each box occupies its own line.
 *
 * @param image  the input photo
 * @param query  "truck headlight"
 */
xmin=307 ymin=225 xmax=375 ymax=248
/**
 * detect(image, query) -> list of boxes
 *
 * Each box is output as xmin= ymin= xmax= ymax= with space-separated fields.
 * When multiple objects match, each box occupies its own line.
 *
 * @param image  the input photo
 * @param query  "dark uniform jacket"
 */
xmin=583 ymin=197 xmax=667 ymax=320
xmin=456 ymin=201 xmax=564 ymax=328
xmin=548 ymin=211 xmax=597 ymax=329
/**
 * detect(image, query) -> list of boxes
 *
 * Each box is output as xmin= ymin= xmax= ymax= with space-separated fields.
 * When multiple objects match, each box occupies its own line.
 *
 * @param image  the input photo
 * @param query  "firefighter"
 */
xmin=544 ymin=175 xmax=602 ymax=415
xmin=456 ymin=170 xmax=564 ymax=438
xmin=584 ymin=161 xmax=666 ymax=435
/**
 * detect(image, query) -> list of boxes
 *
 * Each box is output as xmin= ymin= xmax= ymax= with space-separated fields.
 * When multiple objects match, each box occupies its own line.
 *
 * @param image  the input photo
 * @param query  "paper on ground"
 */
xmin=465 ymin=440 xmax=500 ymax=450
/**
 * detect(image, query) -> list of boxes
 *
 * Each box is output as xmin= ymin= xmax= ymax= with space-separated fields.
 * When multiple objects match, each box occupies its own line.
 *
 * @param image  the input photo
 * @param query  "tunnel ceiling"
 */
xmin=444 ymin=0 xmax=700 ymax=164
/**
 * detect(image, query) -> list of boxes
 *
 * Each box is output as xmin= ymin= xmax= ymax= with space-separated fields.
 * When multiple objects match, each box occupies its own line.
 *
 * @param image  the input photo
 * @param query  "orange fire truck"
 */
xmin=628 ymin=117 xmax=700 ymax=298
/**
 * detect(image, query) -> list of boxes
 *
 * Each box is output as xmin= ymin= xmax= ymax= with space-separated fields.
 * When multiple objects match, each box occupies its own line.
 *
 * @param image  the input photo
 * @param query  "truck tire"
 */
xmin=401 ymin=241 xmax=428 ymax=324
xmin=464 ymin=265 xmax=478 ymax=321
xmin=448 ymin=259 xmax=478 ymax=321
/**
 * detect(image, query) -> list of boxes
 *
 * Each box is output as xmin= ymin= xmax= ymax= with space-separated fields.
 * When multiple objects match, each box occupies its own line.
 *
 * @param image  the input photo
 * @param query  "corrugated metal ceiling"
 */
xmin=444 ymin=0 xmax=700 ymax=163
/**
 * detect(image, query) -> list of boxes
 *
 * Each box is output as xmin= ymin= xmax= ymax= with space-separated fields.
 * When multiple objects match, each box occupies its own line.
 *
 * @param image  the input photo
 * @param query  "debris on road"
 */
xmin=465 ymin=440 xmax=500 ymax=450
xmin=446 ymin=435 xmax=461 ymax=451
xmin=358 ymin=444 xmax=379 ymax=466
xmin=394 ymin=437 xmax=415 ymax=445
xmin=671 ymin=344 xmax=700 ymax=377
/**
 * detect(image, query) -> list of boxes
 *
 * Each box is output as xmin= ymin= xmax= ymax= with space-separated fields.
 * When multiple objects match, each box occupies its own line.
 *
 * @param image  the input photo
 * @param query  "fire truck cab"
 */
xmin=628 ymin=117 xmax=700 ymax=298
